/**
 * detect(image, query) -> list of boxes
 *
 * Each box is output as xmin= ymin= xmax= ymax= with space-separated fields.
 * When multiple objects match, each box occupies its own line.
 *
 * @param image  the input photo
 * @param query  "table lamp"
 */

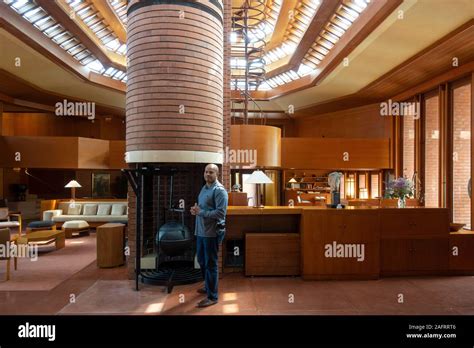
xmin=65 ymin=180 xmax=81 ymax=200
xmin=288 ymin=177 xmax=297 ymax=189
xmin=244 ymin=170 xmax=273 ymax=208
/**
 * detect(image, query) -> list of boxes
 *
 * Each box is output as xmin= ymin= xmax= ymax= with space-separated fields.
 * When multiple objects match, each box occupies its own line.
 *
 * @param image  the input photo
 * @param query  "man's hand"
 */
xmin=190 ymin=203 xmax=200 ymax=216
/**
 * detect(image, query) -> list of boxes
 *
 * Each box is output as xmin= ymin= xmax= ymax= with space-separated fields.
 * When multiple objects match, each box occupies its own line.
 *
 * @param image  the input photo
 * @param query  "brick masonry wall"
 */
xmin=424 ymin=93 xmax=440 ymax=207
xmin=126 ymin=2 xmax=224 ymax=155
xmin=452 ymin=83 xmax=471 ymax=227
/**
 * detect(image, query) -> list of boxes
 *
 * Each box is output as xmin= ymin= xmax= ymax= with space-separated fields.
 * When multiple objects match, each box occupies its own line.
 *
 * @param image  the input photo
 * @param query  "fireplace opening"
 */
xmin=124 ymin=164 xmax=207 ymax=293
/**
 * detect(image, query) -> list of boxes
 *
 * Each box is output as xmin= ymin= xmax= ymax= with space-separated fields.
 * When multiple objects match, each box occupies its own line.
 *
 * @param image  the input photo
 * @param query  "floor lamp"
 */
xmin=244 ymin=170 xmax=273 ymax=208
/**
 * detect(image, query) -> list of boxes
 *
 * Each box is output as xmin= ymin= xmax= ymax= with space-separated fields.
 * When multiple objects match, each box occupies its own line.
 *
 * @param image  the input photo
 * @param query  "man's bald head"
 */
xmin=204 ymin=164 xmax=219 ymax=185
xmin=205 ymin=163 xmax=219 ymax=173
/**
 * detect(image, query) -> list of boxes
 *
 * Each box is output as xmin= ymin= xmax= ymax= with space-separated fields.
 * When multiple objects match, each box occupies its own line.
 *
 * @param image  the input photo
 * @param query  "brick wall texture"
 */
xmin=126 ymin=2 xmax=224 ymax=155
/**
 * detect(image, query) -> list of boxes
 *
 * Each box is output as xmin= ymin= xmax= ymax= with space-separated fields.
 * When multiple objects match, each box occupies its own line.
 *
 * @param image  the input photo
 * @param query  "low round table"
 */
xmin=62 ymin=220 xmax=90 ymax=238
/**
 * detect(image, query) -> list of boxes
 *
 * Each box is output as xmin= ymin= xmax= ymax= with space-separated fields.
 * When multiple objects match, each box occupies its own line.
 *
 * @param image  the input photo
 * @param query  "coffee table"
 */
xmin=15 ymin=229 xmax=65 ymax=250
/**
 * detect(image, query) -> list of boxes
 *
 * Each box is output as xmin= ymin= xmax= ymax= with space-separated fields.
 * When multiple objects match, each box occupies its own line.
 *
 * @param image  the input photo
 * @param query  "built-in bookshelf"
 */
xmin=283 ymin=170 xmax=330 ymax=192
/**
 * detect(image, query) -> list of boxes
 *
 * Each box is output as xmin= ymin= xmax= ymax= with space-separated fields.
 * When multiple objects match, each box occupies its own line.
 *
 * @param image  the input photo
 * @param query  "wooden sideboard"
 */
xmin=226 ymin=206 xmax=469 ymax=280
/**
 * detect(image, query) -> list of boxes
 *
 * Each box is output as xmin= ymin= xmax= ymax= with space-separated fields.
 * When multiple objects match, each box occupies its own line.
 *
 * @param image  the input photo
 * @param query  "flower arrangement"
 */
xmin=385 ymin=177 xmax=414 ymax=207
xmin=386 ymin=177 xmax=414 ymax=198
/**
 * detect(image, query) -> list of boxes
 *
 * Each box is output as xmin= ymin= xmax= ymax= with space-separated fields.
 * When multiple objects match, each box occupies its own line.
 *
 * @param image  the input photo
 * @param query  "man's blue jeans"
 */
xmin=196 ymin=236 xmax=221 ymax=301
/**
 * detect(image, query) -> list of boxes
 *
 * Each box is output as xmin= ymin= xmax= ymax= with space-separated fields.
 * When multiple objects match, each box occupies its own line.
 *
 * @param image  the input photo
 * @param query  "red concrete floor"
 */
xmin=1 ymin=263 xmax=474 ymax=315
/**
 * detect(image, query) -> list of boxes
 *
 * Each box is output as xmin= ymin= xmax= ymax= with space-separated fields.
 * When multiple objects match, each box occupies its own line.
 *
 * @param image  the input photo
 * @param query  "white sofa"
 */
xmin=43 ymin=201 xmax=128 ymax=226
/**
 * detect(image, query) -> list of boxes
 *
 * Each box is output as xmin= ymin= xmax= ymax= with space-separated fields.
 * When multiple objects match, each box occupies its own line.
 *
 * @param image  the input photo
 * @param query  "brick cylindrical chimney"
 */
xmin=126 ymin=0 xmax=224 ymax=164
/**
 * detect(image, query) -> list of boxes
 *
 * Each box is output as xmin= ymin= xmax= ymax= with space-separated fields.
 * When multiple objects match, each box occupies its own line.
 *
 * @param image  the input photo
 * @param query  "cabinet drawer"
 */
xmin=323 ymin=211 xmax=379 ymax=243
xmin=380 ymin=210 xmax=449 ymax=238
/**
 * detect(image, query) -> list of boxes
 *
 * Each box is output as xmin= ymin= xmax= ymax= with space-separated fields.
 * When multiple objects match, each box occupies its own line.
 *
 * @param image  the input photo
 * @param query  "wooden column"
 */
xmin=439 ymin=84 xmax=449 ymax=209
xmin=414 ymin=94 xmax=422 ymax=204
xmin=419 ymin=93 xmax=426 ymax=206
xmin=471 ymin=72 xmax=474 ymax=230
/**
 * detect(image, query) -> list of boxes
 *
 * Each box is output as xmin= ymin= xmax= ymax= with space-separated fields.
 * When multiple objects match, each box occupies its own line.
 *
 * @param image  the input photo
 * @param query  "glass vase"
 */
xmin=397 ymin=196 xmax=406 ymax=208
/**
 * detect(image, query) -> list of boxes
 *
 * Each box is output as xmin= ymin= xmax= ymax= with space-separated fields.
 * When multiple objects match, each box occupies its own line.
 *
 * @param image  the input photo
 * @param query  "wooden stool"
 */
xmin=97 ymin=223 xmax=125 ymax=268
xmin=62 ymin=220 xmax=90 ymax=238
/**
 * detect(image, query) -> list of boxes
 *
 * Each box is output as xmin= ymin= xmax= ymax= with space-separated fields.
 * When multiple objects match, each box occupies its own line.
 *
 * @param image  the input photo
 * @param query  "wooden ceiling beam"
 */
xmin=36 ymin=0 xmax=125 ymax=70
xmin=266 ymin=0 xmax=342 ymax=79
xmin=265 ymin=0 xmax=298 ymax=52
xmin=90 ymin=0 xmax=126 ymax=43
xmin=0 ymin=91 xmax=55 ymax=112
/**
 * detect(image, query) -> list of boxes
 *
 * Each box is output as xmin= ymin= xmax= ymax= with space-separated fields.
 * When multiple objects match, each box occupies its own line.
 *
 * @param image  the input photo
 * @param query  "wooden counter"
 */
xmin=224 ymin=206 xmax=467 ymax=279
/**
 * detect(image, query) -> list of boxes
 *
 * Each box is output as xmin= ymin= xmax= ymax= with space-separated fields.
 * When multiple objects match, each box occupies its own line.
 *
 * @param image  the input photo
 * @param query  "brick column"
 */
xmin=126 ymin=1 xmax=225 ymax=279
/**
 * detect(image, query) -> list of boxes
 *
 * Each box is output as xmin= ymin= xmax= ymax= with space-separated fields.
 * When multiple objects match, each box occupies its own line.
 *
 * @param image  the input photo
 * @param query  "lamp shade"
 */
xmin=288 ymin=178 xmax=297 ymax=183
xmin=244 ymin=170 xmax=273 ymax=184
xmin=65 ymin=180 xmax=82 ymax=188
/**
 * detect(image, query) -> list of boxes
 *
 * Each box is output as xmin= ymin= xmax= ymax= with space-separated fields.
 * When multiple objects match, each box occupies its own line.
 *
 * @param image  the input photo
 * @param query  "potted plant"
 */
xmin=385 ymin=177 xmax=414 ymax=208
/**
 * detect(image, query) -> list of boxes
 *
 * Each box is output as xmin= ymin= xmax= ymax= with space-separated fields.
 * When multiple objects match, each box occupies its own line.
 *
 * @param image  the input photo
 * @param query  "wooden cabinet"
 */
xmin=381 ymin=238 xmax=449 ymax=275
xmin=449 ymin=231 xmax=474 ymax=273
xmin=245 ymin=233 xmax=300 ymax=276
xmin=228 ymin=192 xmax=248 ymax=206
xmin=301 ymin=210 xmax=380 ymax=279
xmin=380 ymin=208 xmax=450 ymax=276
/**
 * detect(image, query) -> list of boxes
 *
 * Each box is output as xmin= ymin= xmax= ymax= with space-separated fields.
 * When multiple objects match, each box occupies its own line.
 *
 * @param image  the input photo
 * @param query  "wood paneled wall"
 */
xmin=295 ymin=103 xmax=391 ymax=139
xmin=0 ymin=136 xmax=124 ymax=170
xmin=1 ymin=113 xmax=125 ymax=140
xmin=230 ymin=125 xmax=281 ymax=167
xmin=282 ymin=138 xmax=391 ymax=169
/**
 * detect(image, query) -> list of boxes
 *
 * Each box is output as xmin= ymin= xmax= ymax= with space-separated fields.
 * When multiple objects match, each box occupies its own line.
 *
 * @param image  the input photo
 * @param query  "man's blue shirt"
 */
xmin=194 ymin=180 xmax=228 ymax=237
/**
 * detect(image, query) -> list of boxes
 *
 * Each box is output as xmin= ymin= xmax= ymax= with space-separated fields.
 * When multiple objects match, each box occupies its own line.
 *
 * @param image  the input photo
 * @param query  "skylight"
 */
xmin=108 ymin=0 xmax=127 ymax=26
xmin=66 ymin=0 xmax=126 ymax=55
xmin=255 ymin=0 xmax=371 ymax=90
xmin=5 ymin=0 xmax=127 ymax=83
xmin=263 ymin=0 xmax=321 ymax=65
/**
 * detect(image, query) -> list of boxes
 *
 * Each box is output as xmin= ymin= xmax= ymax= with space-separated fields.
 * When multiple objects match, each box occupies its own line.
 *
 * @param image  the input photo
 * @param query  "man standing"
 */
xmin=190 ymin=163 xmax=228 ymax=308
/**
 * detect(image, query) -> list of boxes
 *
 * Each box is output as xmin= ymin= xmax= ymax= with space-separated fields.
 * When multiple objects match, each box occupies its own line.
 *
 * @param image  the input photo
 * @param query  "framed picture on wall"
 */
xmin=92 ymin=173 xmax=110 ymax=198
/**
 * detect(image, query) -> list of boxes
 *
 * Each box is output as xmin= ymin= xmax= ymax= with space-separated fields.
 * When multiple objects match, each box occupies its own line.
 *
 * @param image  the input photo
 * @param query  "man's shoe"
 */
xmin=196 ymin=287 xmax=207 ymax=294
xmin=196 ymin=298 xmax=218 ymax=308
